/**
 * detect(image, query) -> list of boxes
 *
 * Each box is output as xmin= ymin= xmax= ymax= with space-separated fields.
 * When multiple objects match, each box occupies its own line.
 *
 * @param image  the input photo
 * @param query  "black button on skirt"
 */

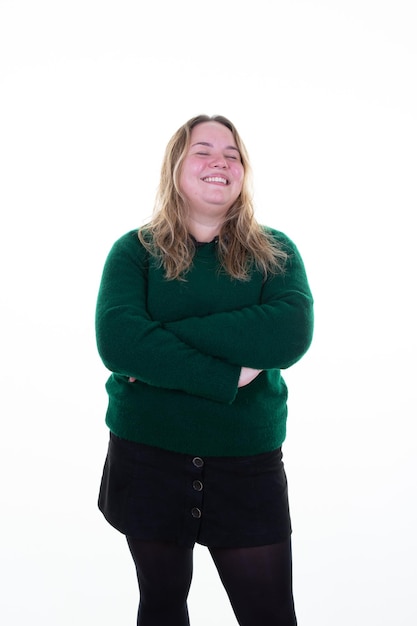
xmin=98 ymin=433 xmax=292 ymax=549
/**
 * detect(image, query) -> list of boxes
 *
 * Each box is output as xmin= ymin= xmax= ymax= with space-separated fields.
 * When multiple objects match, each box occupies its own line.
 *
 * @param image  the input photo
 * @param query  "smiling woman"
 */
xmin=139 ymin=114 xmax=288 ymax=282
xmin=95 ymin=114 xmax=314 ymax=625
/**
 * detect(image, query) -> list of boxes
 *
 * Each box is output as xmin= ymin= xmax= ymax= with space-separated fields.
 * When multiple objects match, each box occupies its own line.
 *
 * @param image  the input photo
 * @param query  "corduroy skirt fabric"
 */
xmin=98 ymin=432 xmax=292 ymax=549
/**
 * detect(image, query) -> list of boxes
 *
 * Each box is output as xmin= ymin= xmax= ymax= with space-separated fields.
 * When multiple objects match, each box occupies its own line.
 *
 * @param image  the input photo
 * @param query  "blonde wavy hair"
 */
xmin=138 ymin=114 xmax=288 ymax=280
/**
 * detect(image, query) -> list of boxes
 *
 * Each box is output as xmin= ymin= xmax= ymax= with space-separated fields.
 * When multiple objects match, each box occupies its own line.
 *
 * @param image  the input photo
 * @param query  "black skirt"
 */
xmin=98 ymin=433 xmax=292 ymax=549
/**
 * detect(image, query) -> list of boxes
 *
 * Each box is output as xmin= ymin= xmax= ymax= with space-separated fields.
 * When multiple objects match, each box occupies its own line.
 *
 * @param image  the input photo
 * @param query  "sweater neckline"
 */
xmin=189 ymin=234 xmax=219 ymax=247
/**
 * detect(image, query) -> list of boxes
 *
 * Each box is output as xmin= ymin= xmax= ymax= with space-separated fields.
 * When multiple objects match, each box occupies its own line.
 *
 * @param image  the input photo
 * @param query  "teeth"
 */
xmin=203 ymin=176 xmax=228 ymax=184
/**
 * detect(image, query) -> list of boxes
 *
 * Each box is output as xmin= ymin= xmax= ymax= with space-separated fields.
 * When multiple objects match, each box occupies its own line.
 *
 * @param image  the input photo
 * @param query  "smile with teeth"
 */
xmin=202 ymin=176 xmax=229 ymax=185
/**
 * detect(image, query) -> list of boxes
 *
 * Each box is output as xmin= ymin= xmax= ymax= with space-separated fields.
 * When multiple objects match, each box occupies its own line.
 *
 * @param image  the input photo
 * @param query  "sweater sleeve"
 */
xmin=164 ymin=236 xmax=314 ymax=370
xmin=95 ymin=232 xmax=240 ymax=403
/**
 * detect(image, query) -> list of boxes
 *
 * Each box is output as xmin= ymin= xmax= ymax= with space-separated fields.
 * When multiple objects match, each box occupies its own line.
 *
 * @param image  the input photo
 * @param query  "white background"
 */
xmin=1 ymin=0 xmax=416 ymax=624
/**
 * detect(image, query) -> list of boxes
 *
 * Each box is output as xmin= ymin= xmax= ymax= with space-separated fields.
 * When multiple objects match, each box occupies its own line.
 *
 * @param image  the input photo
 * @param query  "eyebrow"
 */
xmin=191 ymin=141 xmax=240 ymax=152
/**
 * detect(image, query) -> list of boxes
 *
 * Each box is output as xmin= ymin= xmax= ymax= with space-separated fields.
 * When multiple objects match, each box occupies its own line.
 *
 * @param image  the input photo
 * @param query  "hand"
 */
xmin=238 ymin=367 xmax=262 ymax=388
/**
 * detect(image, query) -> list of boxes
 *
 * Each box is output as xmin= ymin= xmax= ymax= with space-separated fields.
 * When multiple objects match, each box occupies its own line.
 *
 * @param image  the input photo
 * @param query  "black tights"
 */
xmin=126 ymin=537 xmax=297 ymax=626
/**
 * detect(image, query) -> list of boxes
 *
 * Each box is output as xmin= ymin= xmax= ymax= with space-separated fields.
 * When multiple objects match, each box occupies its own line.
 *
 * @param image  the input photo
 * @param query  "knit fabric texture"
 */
xmin=95 ymin=228 xmax=314 ymax=456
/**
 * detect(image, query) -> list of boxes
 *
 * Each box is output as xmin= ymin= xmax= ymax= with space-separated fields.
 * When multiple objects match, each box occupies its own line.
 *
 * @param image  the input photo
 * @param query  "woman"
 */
xmin=96 ymin=114 xmax=314 ymax=625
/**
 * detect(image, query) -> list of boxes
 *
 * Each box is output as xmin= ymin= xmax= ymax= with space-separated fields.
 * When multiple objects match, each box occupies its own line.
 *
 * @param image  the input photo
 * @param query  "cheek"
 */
xmin=178 ymin=164 xmax=193 ymax=191
xmin=178 ymin=172 xmax=200 ymax=201
xmin=233 ymin=168 xmax=244 ymax=192
xmin=180 ymin=161 xmax=201 ymax=187
xmin=233 ymin=164 xmax=244 ymax=181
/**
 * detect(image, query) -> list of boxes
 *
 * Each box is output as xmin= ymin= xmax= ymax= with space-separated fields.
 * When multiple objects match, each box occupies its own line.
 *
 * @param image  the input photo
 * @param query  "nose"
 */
xmin=209 ymin=154 xmax=227 ymax=168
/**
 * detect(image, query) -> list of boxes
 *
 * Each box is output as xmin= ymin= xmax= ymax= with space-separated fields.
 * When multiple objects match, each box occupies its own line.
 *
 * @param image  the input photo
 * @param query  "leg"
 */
xmin=209 ymin=539 xmax=297 ymax=626
xmin=126 ymin=537 xmax=193 ymax=626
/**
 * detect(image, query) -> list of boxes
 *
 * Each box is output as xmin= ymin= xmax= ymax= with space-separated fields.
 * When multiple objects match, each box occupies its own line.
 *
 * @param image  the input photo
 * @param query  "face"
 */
xmin=179 ymin=122 xmax=244 ymax=222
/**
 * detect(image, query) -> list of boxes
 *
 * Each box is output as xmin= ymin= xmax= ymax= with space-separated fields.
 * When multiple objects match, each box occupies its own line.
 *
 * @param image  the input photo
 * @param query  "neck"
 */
xmin=187 ymin=219 xmax=222 ymax=243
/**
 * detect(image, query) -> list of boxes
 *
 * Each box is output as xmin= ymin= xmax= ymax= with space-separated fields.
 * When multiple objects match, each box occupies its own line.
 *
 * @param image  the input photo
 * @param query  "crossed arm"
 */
xmin=96 ymin=233 xmax=313 ymax=404
xmin=96 ymin=235 xmax=243 ymax=404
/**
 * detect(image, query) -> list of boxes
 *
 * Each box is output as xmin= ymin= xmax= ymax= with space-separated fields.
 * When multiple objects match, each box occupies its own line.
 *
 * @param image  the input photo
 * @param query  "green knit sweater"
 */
xmin=95 ymin=228 xmax=313 ymax=456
